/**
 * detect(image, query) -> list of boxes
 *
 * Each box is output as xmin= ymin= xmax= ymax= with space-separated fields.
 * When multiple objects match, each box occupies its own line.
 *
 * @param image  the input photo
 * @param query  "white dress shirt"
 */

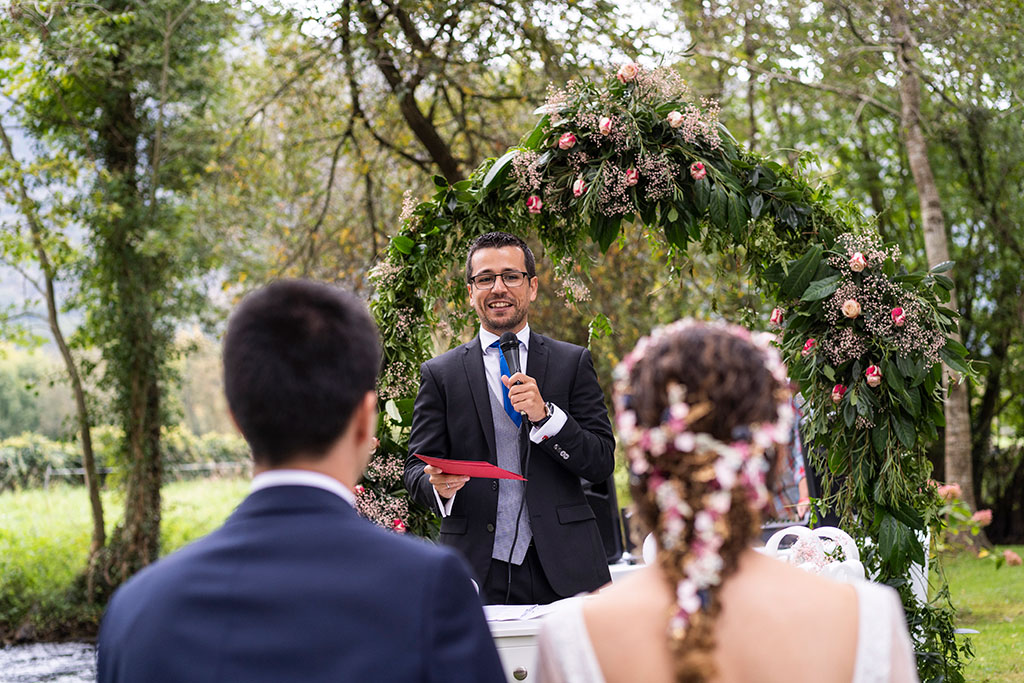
xmin=251 ymin=469 xmax=356 ymax=507
xmin=433 ymin=324 xmax=567 ymax=516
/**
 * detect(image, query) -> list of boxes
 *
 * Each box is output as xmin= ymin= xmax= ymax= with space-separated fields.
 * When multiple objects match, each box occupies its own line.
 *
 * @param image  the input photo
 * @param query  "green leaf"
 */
xmin=892 ymin=413 xmax=915 ymax=449
xmin=432 ymin=175 xmax=448 ymax=189
xmin=709 ymin=185 xmax=728 ymax=228
xmin=929 ymin=260 xmax=954 ymax=273
xmin=899 ymin=387 xmax=921 ymax=418
xmin=933 ymin=274 xmax=955 ymax=290
xmin=800 ymin=274 xmax=841 ymax=302
xmin=749 ymin=193 xmax=764 ymax=220
xmin=384 ymin=398 xmax=415 ymax=426
xmin=943 ymin=339 xmax=969 ymax=357
xmin=728 ymin=192 xmax=749 ymax=237
xmin=694 ymin=177 xmax=711 ymax=212
xmin=392 ymin=235 xmax=415 ymax=254
xmin=883 ymin=359 xmax=905 ymax=392
xmin=939 ymin=347 xmax=971 ymax=375
xmin=779 ymin=246 xmax=823 ymax=299
xmin=891 ymin=503 xmax=925 ymax=532
xmin=482 ymin=150 xmax=519 ymax=192
xmin=870 ymin=421 xmax=888 ymax=454
xmin=521 ymin=114 xmax=550 ymax=150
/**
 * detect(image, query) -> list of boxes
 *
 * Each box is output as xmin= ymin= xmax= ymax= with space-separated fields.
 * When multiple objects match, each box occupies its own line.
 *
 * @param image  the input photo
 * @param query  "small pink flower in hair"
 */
xmin=625 ymin=167 xmax=639 ymax=186
xmin=689 ymin=162 xmax=707 ymax=181
xmin=526 ymin=195 xmax=543 ymax=214
xmin=865 ymin=365 xmax=882 ymax=388
xmin=572 ymin=176 xmax=587 ymax=197
xmin=598 ymin=116 xmax=613 ymax=135
xmin=891 ymin=307 xmax=906 ymax=327
xmin=831 ymin=383 xmax=847 ymax=403
xmin=769 ymin=307 xmax=783 ymax=326
xmin=841 ymin=299 xmax=861 ymax=319
xmin=801 ymin=338 xmax=816 ymax=357
xmin=849 ymin=252 xmax=867 ymax=272
xmin=557 ymin=132 xmax=577 ymax=150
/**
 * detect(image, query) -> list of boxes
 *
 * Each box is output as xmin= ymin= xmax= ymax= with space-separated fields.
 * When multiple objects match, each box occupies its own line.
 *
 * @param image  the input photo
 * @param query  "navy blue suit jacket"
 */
xmin=404 ymin=332 xmax=615 ymax=598
xmin=97 ymin=485 xmax=504 ymax=683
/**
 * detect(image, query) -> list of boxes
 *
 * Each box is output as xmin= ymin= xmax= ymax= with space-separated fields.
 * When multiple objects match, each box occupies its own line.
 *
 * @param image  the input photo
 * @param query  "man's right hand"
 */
xmin=424 ymin=465 xmax=470 ymax=499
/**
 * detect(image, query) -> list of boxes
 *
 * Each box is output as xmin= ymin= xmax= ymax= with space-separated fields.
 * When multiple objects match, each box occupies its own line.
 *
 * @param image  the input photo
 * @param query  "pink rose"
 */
xmin=689 ymin=162 xmax=707 ymax=181
xmin=937 ymin=483 xmax=962 ymax=501
xmin=392 ymin=518 xmax=407 ymax=533
xmin=625 ymin=168 xmax=639 ymax=186
xmin=841 ymin=299 xmax=861 ymax=319
xmin=891 ymin=307 xmax=906 ymax=327
xmin=616 ymin=62 xmax=639 ymax=83
xmin=557 ymin=132 xmax=576 ymax=150
xmin=971 ymin=509 xmax=993 ymax=527
xmin=770 ymin=308 xmax=783 ymax=326
xmin=526 ymin=195 xmax=543 ymax=214
xmin=354 ymin=484 xmax=365 ymax=495
xmin=599 ymin=116 xmax=613 ymax=135
xmin=666 ymin=110 xmax=684 ymax=128
xmin=572 ymin=176 xmax=587 ymax=198
xmin=831 ymin=383 xmax=847 ymax=403
xmin=1004 ymin=549 xmax=1022 ymax=566
xmin=801 ymin=338 xmax=816 ymax=357
xmin=865 ymin=365 xmax=882 ymax=388
xmin=849 ymin=252 xmax=867 ymax=272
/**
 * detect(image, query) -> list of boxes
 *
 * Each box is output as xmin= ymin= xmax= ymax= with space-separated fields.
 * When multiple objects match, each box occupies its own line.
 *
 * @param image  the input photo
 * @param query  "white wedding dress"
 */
xmin=535 ymin=581 xmax=919 ymax=683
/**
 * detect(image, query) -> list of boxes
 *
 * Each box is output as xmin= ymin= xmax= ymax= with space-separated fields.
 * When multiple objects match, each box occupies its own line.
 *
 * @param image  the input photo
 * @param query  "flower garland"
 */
xmin=612 ymin=319 xmax=793 ymax=638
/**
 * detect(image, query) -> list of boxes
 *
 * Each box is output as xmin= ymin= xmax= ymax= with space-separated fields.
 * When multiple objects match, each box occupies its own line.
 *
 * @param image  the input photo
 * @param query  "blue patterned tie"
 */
xmin=490 ymin=340 xmax=522 ymax=428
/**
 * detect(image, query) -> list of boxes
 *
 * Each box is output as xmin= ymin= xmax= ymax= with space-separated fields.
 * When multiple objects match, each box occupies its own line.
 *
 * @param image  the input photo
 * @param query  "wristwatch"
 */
xmin=534 ymin=401 xmax=555 ymax=427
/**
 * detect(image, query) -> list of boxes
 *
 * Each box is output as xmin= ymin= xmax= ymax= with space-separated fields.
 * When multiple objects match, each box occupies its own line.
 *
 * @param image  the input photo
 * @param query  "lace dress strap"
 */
xmin=536 ymin=597 xmax=607 ymax=683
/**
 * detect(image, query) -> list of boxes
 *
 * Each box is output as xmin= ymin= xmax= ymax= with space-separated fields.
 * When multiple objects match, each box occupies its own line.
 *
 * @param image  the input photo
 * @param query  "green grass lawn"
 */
xmin=0 ymin=478 xmax=249 ymax=637
xmin=938 ymin=546 xmax=1024 ymax=683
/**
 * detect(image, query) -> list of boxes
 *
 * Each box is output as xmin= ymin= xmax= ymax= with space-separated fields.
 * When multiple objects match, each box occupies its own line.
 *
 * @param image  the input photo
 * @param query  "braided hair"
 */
xmin=617 ymin=322 xmax=787 ymax=683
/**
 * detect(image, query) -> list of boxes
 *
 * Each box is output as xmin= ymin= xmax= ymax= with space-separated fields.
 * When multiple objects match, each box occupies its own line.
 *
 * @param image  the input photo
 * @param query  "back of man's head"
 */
xmin=223 ymin=280 xmax=381 ymax=467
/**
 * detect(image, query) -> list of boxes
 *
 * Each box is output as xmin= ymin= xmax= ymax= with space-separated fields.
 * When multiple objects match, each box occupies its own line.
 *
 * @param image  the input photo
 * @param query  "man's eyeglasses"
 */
xmin=468 ymin=271 xmax=531 ymax=289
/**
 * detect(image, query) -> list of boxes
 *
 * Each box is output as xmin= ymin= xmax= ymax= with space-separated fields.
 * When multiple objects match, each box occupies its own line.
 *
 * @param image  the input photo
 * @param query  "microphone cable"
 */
xmin=505 ymin=416 xmax=532 ymax=605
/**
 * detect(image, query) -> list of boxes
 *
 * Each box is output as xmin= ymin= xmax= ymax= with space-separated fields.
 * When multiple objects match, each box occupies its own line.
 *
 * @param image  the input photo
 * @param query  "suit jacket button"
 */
xmin=486 ymin=523 xmax=495 ymax=533
xmin=491 ymin=481 xmax=498 ymax=491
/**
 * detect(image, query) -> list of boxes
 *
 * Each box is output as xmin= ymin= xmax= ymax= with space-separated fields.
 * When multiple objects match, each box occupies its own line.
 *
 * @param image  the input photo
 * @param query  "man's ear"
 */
xmin=353 ymin=391 xmax=378 ymax=445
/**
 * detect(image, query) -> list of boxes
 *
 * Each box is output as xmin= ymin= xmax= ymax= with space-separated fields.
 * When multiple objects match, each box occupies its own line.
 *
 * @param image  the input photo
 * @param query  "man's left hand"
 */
xmin=503 ymin=372 xmax=546 ymax=422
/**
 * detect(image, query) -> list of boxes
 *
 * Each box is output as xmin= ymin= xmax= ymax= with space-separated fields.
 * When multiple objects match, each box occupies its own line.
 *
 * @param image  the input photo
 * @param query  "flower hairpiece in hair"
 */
xmin=612 ymin=319 xmax=793 ymax=639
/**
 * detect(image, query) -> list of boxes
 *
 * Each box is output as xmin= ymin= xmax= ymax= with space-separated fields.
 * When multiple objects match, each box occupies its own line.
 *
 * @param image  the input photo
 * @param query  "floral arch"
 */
xmin=363 ymin=64 xmax=970 ymax=679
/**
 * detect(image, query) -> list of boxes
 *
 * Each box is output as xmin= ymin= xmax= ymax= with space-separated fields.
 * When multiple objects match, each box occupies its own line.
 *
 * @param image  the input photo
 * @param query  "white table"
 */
xmin=486 ymin=561 xmax=642 ymax=682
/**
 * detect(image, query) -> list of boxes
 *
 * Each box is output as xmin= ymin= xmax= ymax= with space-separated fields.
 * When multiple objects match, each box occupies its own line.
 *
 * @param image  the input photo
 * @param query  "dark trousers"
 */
xmin=482 ymin=543 xmax=561 ymax=605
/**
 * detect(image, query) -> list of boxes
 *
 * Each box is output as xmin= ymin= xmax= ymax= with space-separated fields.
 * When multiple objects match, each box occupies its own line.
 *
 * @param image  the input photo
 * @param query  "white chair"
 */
xmin=762 ymin=525 xmax=866 ymax=583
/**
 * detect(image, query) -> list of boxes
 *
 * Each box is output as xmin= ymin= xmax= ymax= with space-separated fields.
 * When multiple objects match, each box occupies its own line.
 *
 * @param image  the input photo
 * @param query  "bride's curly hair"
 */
xmin=625 ymin=323 xmax=785 ymax=683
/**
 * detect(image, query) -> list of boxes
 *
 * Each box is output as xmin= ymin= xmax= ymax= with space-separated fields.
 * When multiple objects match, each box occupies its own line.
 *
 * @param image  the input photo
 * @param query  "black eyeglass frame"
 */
xmin=467 ymin=270 xmax=533 ymax=289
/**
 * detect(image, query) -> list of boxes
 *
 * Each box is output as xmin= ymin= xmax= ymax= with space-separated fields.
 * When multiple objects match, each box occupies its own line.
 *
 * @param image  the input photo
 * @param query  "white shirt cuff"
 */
xmin=530 ymin=404 xmax=567 ymax=443
xmin=432 ymin=486 xmax=456 ymax=517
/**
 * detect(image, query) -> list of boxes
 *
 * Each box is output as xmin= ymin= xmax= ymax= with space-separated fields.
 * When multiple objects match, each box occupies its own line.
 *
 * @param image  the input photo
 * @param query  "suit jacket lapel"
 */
xmin=529 ymin=331 xmax=550 ymax=398
xmin=462 ymin=339 xmax=497 ymax=464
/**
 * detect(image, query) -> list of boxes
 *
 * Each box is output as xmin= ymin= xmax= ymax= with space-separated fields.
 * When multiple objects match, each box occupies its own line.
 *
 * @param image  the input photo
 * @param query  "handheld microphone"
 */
xmin=498 ymin=331 xmax=529 ymax=422
xmin=498 ymin=332 xmax=523 ymax=383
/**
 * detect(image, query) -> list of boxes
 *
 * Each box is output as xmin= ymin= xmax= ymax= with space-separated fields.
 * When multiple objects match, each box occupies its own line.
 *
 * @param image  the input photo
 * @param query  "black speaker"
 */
xmin=582 ymin=475 xmax=624 ymax=563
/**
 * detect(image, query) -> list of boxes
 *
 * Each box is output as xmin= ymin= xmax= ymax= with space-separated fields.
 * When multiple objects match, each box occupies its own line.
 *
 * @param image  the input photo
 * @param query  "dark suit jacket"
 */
xmin=404 ymin=332 xmax=615 ymax=598
xmin=97 ymin=485 xmax=504 ymax=683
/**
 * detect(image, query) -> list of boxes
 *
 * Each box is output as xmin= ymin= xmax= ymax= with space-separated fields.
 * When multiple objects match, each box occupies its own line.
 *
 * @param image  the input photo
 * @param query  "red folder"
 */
xmin=414 ymin=454 xmax=527 ymax=481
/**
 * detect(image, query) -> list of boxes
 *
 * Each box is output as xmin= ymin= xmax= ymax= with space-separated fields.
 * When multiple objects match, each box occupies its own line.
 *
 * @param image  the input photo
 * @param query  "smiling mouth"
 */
xmin=488 ymin=301 xmax=514 ymax=309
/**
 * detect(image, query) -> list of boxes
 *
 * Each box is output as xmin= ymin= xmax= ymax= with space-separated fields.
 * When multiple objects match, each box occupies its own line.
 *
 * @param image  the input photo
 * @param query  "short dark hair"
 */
xmin=465 ymin=231 xmax=536 ymax=282
xmin=223 ymin=280 xmax=381 ymax=466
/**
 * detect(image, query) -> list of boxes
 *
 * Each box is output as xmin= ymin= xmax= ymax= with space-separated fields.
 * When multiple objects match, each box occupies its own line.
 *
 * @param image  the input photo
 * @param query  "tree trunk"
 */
xmin=0 ymin=121 xmax=105 ymax=564
xmin=888 ymin=0 xmax=976 ymax=508
xmin=86 ymin=59 xmax=165 ymax=600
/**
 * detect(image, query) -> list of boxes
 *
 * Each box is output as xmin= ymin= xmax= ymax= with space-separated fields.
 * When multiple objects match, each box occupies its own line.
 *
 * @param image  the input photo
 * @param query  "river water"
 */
xmin=0 ymin=643 xmax=95 ymax=682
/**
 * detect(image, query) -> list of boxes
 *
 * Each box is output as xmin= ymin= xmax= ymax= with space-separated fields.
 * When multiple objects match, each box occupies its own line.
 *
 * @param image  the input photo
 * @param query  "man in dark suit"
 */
xmin=405 ymin=232 xmax=615 ymax=605
xmin=98 ymin=280 xmax=504 ymax=683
